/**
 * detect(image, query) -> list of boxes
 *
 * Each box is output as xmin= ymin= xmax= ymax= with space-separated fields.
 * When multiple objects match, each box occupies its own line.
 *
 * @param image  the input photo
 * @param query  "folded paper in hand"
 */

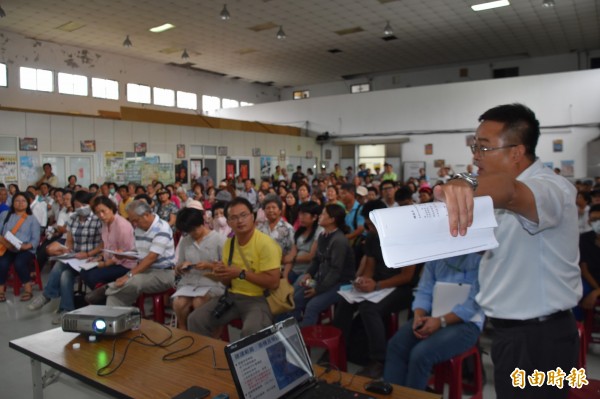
xmin=4 ymin=231 xmax=23 ymax=250
xmin=369 ymin=196 xmax=498 ymax=268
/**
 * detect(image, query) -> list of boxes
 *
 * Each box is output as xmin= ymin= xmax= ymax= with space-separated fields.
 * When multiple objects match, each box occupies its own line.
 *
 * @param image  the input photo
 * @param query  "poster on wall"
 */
xmin=124 ymin=159 xmax=143 ymax=184
xmin=190 ymin=159 xmax=203 ymax=182
xmin=560 ymin=160 xmax=574 ymax=177
xmin=141 ymin=163 xmax=175 ymax=186
xmin=80 ymin=140 xmax=96 ymax=152
xmin=19 ymin=137 xmax=38 ymax=151
xmin=0 ymin=155 xmax=18 ymax=184
xmin=260 ymin=156 xmax=272 ymax=178
xmin=134 ymin=142 xmax=147 ymax=153
xmin=239 ymin=159 xmax=250 ymax=180
xmin=19 ymin=156 xmax=40 ymax=186
xmin=177 ymin=144 xmax=186 ymax=159
xmin=425 ymin=144 xmax=433 ymax=155
xmin=225 ymin=159 xmax=236 ymax=180
xmin=553 ymin=139 xmax=563 ymax=153
xmin=175 ymin=160 xmax=188 ymax=184
xmin=104 ymin=152 xmax=126 ymax=184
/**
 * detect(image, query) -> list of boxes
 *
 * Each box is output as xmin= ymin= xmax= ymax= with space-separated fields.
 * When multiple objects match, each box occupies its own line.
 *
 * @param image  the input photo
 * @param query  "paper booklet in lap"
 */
xmin=369 ymin=196 xmax=498 ymax=268
xmin=224 ymin=317 xmax=375 ymax=399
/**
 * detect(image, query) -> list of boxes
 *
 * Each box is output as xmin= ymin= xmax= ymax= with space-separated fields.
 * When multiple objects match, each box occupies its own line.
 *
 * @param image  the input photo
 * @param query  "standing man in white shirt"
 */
xmin=435 ymin=103 xmax=581 ymax=399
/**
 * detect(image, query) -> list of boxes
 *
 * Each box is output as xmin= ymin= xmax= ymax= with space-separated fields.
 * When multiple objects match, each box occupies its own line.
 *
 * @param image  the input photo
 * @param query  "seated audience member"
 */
xmin=257 ymin=194 xmax=295 ymax=262
xmin=578 ymin=204 xmax=600 ymax=310
xmin=29 ymin=191 xmax=102 ymax=323
xmin=326 ymin=185 xmax=345 ymax=209
xmin=297 ymin=183 xmax=311 ymax=205
xmin=284 ymin=201 xmax=323 ymax=283
xmin=0 ymin=192 xmax=41 ymax=302
xmin=187 ymin=197 xmax=281 ymax=338
xmin=172 ymin=206 xmax=226 ymax=330
xmin=366 ymin=186 xmax=379 ymax=202
xmin=0 ymin=186 xmax=9 ymax=214
xmin=7 ymin=183 xmax=19 ymax=206
xmin=379 ymin=180 xmax=398 ymax=208
xmin=255 ymin=190 xmax=267 ymax=225
xmin=310 ymin=188 xmax=325 ymax=206
xmin=38 ymin=189 xmax=73 ymax=267
xmin=211 ymin=201 xmax=232 ymax=238
xmin=383 ymin=253 xmax=484 ymax=391
xmin=293 ymin=204 xmax=355 ymax=327
xmin=238 ymin=179 xmax=258 ymax=209
xmin=418 ymin=186 xmax=434 ymax=203
xmin=117 ymin=184 xmax=133 ymax=219
xmin=577 ymin=191 xmax=592 ymax=234
xmin=284 ymin=191 xmax=299 ymax=227
xmin=333 ymin=200 xmax=417 ymax=379
xmin=81 ymin=196 xmax=136 ymax=294
xmin=99 ymin=200 xmax=175 ymax=307
xmin=27 ymin=190 xmax=48 ymax=232
xmin=394 ymin=185 xmax=415 ymax=206
xmin=156 ymin=188 xmax=178 ymax=229
xmin=66 ymin=175 xmax=77 ymax=191
xmin=176 ymin=186 xmax=196 ymax=209
xmin=167 ymin=184 xmax=181 ymax=209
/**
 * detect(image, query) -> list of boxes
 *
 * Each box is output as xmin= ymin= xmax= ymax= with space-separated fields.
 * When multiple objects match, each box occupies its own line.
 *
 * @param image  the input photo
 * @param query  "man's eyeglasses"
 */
xmin=228 ymin=212 xmax=251 ymax=222
xmin=470 ymin=144 xmax=517 ymax=155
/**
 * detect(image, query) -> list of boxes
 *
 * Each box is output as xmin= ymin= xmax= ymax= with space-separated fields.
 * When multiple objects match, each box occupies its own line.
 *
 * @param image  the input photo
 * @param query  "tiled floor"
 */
xmin=1 ymin=271 xmax=599 ymax=398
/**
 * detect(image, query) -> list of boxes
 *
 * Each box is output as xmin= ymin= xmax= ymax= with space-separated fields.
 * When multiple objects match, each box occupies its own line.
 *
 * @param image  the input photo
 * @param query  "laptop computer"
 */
xmin=224 ymin=317 xmax=376 ymax=399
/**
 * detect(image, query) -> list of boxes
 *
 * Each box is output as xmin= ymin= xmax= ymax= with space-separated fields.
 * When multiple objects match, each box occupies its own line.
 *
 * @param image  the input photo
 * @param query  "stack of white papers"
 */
xmin=63 ymin=258 xmax=99 ymax=272
xmin=4 ymin=231 xmax=23 ymax=250
xmin=369 ymin=196 xmax=498 ymax=268
xmin=171 ymin=286 xmax=212 ymax=298
xmin=337 ymin=286 xmax=395 ymax=304
xmin=103 ymin=249 xmax=142 ymax=259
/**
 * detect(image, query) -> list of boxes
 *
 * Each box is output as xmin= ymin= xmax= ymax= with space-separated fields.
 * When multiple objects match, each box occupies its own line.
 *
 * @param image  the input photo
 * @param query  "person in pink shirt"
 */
xmin=81 ymin=195 xmax=136 ymax=291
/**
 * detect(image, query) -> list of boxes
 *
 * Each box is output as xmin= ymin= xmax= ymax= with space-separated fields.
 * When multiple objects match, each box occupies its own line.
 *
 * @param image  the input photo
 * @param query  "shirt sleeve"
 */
xmin=412 ymin=261 xmax=435 ymax=314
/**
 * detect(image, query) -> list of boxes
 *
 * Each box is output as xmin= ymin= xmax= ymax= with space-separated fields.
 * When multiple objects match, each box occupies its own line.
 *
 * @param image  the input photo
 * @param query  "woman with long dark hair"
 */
xmin=293 ymin=204 xmax=355 ymax=327
xmin=283 ymin=201 xmax=322 ymax=283
xmin=0 ymin=192 xmax=41 ymax=302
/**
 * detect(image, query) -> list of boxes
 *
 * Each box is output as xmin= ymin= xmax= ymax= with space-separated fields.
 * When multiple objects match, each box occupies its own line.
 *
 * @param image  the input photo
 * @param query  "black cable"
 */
xmin=97 ymin=324 xmax=229 ymax=376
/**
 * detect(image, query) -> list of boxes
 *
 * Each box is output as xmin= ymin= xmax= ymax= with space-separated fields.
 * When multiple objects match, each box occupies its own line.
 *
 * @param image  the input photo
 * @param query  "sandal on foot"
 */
xmin=0 ymin=292 xmax=6 ymax=303
xmin=20 ymin=291 xmax=33 ymax=302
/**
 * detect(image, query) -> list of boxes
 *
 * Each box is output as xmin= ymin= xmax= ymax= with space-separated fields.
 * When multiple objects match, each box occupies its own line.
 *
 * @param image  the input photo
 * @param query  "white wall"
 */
xmin=280 ymin=50 xmax=600 ymax=99
xmin=219 ymin=69 xmax=600 ymax=178
xmin=0 ymin=110 xmax=319 ymax=187
xmin=0 ymin=30 xmax=279 ymax=115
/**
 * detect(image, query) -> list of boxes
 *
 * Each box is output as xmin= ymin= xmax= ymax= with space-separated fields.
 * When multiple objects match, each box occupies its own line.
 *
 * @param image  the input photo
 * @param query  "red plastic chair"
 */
xmin=219 ymin=318 xmax=244 ymax=342
xmin=9 ymin=257 xmax=44 ymax=296
xmin=301 ymin=325 xmax=347 ymax=371
xmin=136 ymin=288 xmax=175 ymax=324
xmin=430 ymin=345 xmax=483 ymax=399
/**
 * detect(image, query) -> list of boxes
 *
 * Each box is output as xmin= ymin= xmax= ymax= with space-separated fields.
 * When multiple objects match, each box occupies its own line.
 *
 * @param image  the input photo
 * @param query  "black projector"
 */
xmin=62 ymin=305 xmax=141 ymax=335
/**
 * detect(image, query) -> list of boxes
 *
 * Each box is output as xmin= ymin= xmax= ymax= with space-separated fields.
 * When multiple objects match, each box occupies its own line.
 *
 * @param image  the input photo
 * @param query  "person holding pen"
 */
xmin=383 ymin=253 xmax=484 ymax=392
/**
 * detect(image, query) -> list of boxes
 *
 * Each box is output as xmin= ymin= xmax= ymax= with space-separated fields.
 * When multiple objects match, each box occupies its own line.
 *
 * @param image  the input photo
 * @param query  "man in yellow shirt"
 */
xmin=117 ymin=185 xmax=133 ymax=219
xmin=187 ymin=197 xmax=281 ymax=338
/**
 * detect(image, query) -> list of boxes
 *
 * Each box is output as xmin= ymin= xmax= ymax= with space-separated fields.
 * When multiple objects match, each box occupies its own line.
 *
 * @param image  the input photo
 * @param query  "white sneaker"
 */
xmin=28 ymin=295 xmax=50 ymax=311
xmin=52 ymin=311 xmax=66 ymax=325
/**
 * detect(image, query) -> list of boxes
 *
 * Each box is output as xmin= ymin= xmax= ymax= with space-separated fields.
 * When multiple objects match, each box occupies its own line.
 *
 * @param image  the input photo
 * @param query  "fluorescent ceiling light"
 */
xmin=149 ymin=23 xmax=175 ymax=33
xmin=471 ymin=0 xmax=510 ymax=11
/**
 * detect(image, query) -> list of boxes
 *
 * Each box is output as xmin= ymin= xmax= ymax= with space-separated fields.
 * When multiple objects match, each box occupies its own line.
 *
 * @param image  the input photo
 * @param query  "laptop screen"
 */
xmin=224 ymin=318 xmax=314 ymax=399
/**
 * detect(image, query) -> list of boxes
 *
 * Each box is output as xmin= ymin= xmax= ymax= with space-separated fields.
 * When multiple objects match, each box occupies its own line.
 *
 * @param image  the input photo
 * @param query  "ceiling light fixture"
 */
xmin=471 ymin=0 xmax=510 ymax=11
xmin=220 ymin=4 xmax=230 ymax=20
xmin=123 ymin=35 xmax=132 ymax=47
xmin=542 ymin=0 xmax=555 ymax=7
xmin=149 ymin=23 xmax=175 ymax=33
xmin=181 ymin=49 xmax=190 ymax=59
xmin=0 ymin=5 xmax=6 ymax=18
xmin=383 ymin=21 xmax=393 ymax=36
xmin=276 ymin=26 xmax=286 ymax=40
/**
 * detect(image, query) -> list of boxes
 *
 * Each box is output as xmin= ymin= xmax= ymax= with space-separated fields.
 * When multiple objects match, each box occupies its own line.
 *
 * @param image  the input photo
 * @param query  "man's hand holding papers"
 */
xmin=369 ymin=196 xmax=498 ymax=268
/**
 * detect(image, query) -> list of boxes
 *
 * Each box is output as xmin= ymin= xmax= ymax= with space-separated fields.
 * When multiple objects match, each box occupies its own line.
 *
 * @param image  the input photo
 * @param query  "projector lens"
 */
xmin=93 ymin=319 xmax=107 ymax=334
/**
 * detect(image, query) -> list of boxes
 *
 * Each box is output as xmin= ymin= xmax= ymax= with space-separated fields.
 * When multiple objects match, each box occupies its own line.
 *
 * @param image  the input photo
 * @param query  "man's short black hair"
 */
xmin=380 ymin=179 xmax=396 ymax=189
xmin=395 ymin=186 xmax=413 ymax=203
xmin=361 ymin=199 xmax=386 ymax=219
xmin=340 ymin=183 xmax=356 ymax=196
xmin=479 ymin=103 xmax=540 ymax=161
xmin=175 ymin=207 xmax=205 ymax=233
xmin=225 ymin=196 xmax=254 ymax=218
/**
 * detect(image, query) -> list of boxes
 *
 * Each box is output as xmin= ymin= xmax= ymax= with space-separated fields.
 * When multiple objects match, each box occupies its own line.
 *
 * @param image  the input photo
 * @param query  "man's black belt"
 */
xmin=489 ymin=309 xmax=571 ymax=328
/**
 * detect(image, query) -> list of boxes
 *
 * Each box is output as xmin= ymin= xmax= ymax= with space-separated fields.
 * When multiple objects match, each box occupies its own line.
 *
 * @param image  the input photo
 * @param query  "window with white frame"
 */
xmin=92 ymin=77 xmax=119 ymax=100
xmin=240 ymin=101 xmax=254 ymax=107
xmin=0 ymin=63 xmax=6 ymax=87
xmin=202 ymin=95 xmax=221 ymax=115
xmin=222 ymin=98 xmax=239 ymax=109
xmin=20 ymin=66 xmax=53 ymax=92
xmin=58 ymin=72 xmax=88 ymax=96
xmin=176 ymin=91 xmax=197 ymax=110
xmin=153 ymin=87 xmax=175 ymax=107
xmin=293 ymin=90 xmax=309 ymax=100
xmin=351 ymin=83 xmax=371 ymax=93
xmin=127 ymin=83 xmax=151 ymax=104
